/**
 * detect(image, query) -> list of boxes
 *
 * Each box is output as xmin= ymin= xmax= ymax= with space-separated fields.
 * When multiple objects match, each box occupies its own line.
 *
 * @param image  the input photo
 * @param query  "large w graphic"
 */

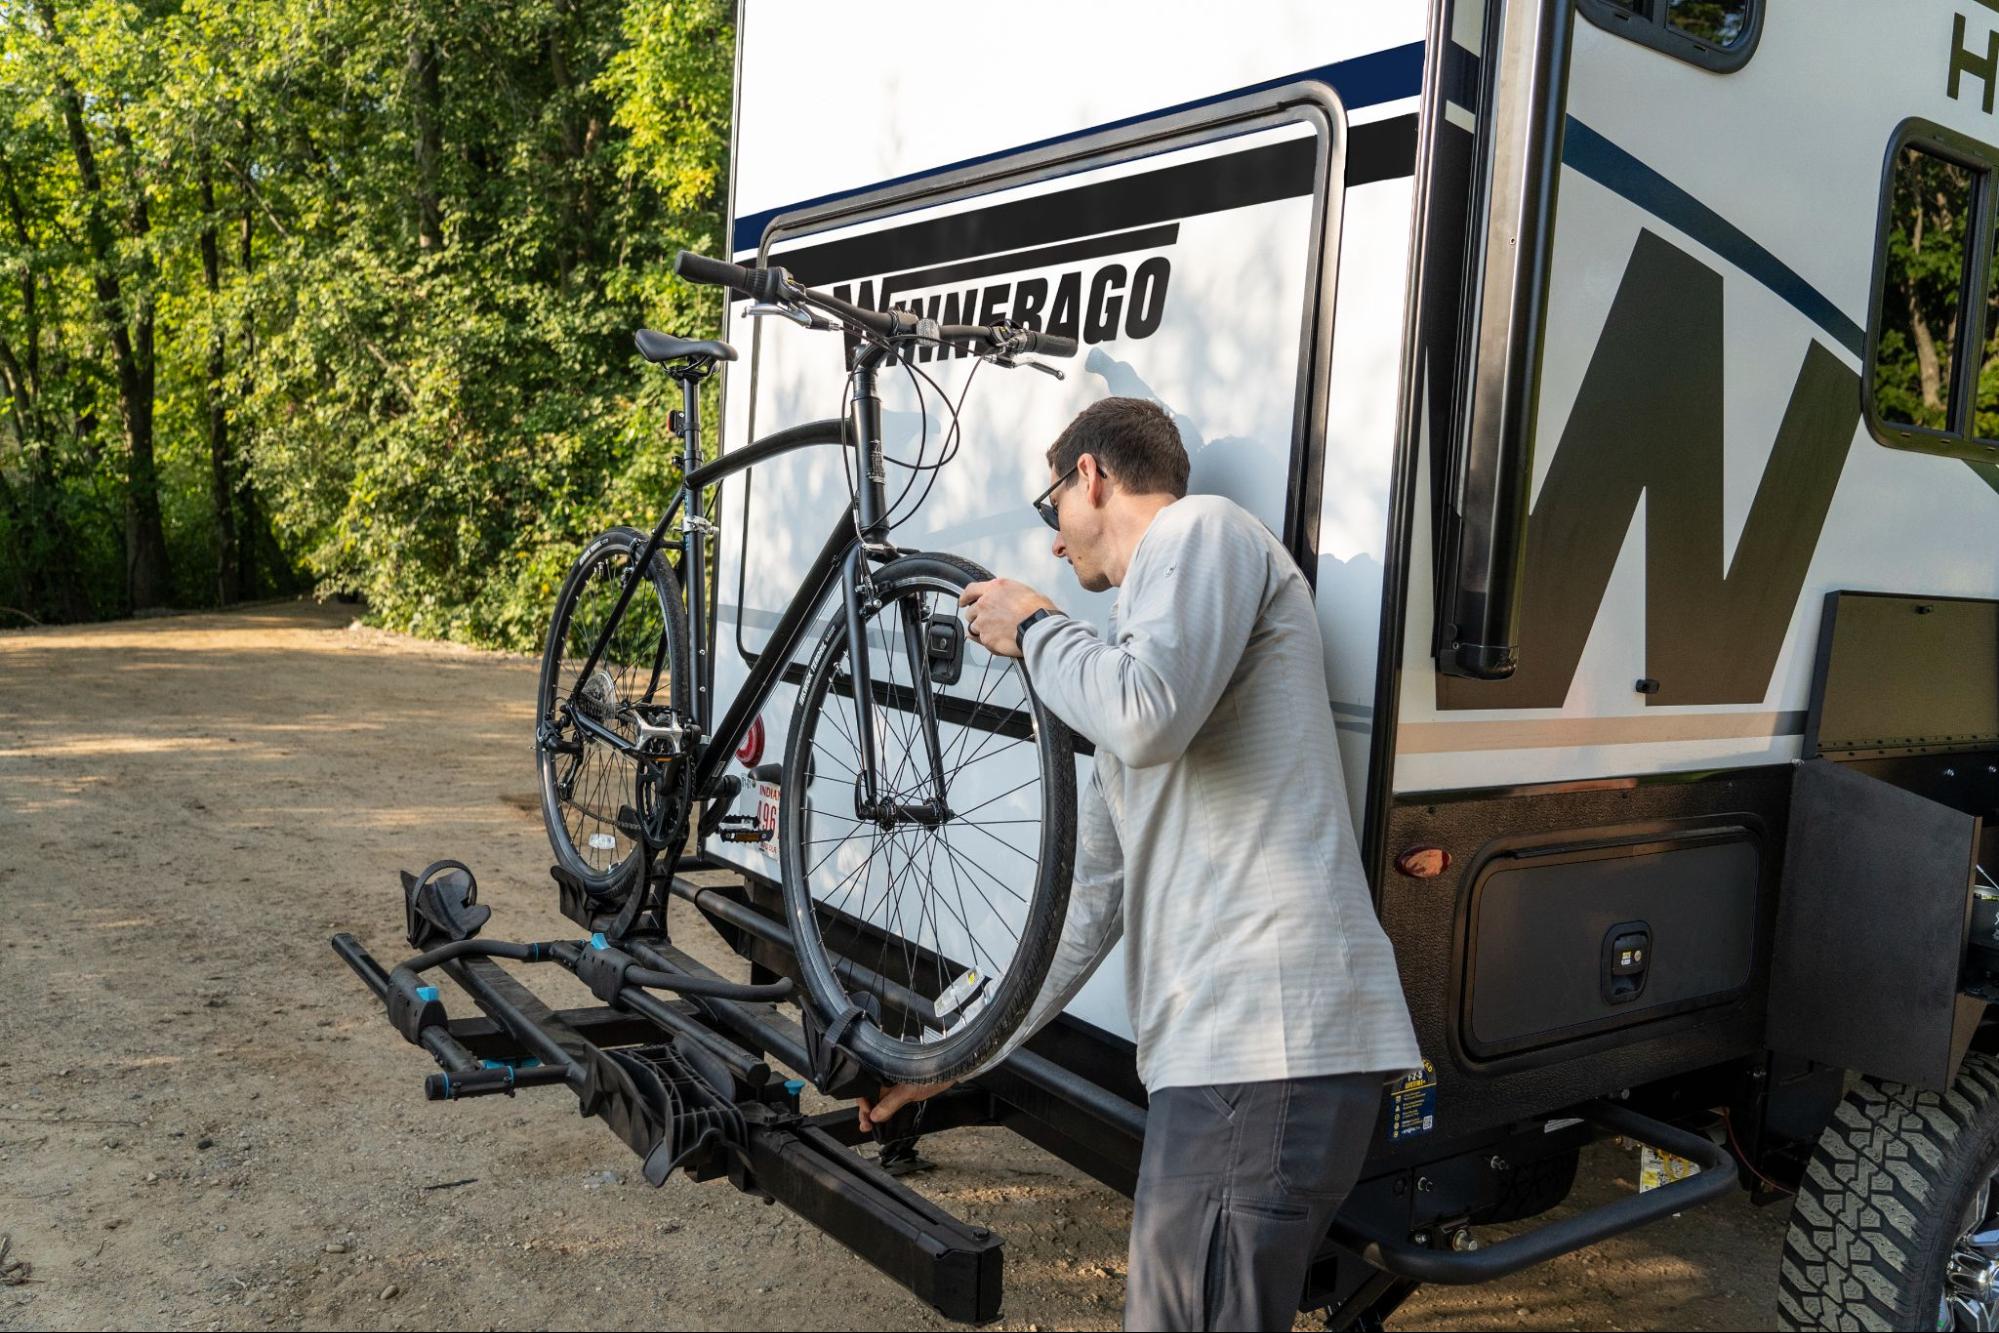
xmin=1439 ymin=229 xmax=1861 ymax=711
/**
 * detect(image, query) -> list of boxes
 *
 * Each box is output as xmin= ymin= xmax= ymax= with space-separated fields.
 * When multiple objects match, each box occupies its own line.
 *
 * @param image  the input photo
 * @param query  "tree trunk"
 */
xmin=1910 ymin=285 xmax=1944 ymax=417
xmin=37 ymin=0 xmax=170 ymax=610
xmin=0 ymin=147 xmax=87 ymax=622
xmin=199 ymin=154 xmax=238 ymax=604
xmin=111 ymin=120 xmax=168 ymax=610
xmin=234 ymin=111 xmax=263 ymax=598
xmin=549 ymin=0 xmax=584 ymax=284
xmin=408 ymin=31 xmax=443 ymax=250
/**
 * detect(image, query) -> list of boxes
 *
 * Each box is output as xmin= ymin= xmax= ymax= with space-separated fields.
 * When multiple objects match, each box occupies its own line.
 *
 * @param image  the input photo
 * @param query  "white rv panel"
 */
xmin=708 ymin=3 xmax=1432 ymax=1041
xmin=1397 ymin=1 xmax=1999 ymax=793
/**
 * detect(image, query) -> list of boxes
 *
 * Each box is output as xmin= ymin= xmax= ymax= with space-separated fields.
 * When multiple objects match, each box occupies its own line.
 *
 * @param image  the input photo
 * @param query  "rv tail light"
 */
xmin=1395 ymin=846 xmax=1452 ymax=879
xmin=736 ymin=716 xmax=766 ymax=768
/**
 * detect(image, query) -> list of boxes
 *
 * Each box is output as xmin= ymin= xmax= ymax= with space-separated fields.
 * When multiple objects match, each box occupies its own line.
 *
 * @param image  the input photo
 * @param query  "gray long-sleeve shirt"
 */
xmin=973 ymin=494 xmax=1421 ymax=1093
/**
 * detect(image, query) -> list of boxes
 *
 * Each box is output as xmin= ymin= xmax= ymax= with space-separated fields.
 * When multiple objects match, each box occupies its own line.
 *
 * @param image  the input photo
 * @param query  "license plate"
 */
xmin=754 ymin=782 xmax=780 ymax=859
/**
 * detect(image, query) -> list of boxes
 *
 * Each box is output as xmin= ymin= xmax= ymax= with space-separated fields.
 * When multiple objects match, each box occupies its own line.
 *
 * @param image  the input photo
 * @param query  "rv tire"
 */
xmin=1776 ymin=1053 xmax=1999 ymax=1331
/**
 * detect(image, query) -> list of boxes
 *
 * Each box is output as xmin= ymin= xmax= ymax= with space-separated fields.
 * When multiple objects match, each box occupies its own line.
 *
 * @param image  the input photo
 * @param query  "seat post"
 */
xmin=676 ymin=368 xmax=711 ymax=728
xmin=678 ymin=371 xmax=702 ymax=482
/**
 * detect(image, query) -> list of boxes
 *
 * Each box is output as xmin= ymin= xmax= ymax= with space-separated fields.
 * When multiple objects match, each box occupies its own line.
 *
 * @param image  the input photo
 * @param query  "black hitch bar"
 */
xmin=664 ymin=871 xmax=1741 ymax=1298
xmin=329 ymin=864 xmax=1005 ymax=1324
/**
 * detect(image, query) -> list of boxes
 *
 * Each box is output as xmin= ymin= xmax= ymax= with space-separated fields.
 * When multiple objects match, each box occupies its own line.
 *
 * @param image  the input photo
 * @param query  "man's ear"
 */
xmin=1078 ymin=453 xmax=1110 ymax=507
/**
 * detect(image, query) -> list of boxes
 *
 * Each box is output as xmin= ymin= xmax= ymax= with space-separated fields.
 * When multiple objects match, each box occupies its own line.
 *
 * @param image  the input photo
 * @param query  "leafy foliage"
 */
xmin=0 ymin=0 xmax=733 ymax=647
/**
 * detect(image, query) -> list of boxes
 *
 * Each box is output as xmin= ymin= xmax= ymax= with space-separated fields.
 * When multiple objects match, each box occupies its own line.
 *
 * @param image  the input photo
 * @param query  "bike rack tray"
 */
xmin=330 ymin=915 xmax=1005 ymax=1322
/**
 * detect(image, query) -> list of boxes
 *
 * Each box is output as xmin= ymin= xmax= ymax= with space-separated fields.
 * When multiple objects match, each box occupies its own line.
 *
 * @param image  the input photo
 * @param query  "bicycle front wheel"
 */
xmin=779 ymin=552 xmax=1076 ymax=1085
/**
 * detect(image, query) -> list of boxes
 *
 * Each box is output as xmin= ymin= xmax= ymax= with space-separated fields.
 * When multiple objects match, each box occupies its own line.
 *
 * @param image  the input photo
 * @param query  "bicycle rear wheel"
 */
xmin=536 ymin=526 xmax=691 ymax=900
xmin=778 ymin=552 xmax=1076 ymax=1084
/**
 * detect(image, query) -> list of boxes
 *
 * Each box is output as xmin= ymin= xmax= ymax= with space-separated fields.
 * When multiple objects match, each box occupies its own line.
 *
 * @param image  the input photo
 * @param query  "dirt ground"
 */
xmin=0 ymin=600 xmax=1795 ymax=1331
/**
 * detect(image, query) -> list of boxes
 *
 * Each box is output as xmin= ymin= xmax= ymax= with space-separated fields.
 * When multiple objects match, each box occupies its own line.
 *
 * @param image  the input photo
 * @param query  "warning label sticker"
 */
xmin=1388 ymin=1059 xmax=1437 ymax=1141
xmin=1638 ymin=1143 xmax=1701 ymax=1192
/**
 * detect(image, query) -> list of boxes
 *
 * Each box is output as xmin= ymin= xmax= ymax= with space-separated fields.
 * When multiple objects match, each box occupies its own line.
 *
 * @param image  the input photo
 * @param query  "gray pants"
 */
xmin=1126 ymin=1072 xmax=1383 ymax=1332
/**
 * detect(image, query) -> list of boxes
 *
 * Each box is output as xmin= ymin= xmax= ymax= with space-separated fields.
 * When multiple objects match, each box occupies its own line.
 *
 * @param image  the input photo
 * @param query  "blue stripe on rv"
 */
xmin=727 ymin=50 xmax=1871 ymax=368
xmin=1561 ymin=116 xmax=1867 ymax=359
xmin=728 ymin=41 xmax=1428 ymax=256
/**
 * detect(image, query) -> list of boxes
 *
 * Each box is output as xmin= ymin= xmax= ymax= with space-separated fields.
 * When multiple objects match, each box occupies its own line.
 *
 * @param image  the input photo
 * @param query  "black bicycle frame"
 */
xmin=562 ymin=339 xmax=934 ymax=812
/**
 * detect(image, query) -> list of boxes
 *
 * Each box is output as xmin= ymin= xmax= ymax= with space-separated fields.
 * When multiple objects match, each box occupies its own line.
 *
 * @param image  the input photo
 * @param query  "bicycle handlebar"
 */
xmin=672 ymin=250 xmax=792 ymax=304
xmin=673 ymin=249 xmax=1079 ymax=360
xmin=937 ymin=323 xmax=1080 ymax=359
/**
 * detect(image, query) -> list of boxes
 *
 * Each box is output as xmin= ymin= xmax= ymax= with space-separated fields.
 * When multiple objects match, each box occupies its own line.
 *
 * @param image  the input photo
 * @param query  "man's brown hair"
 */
xmin=1045 ymin=396 xmax=1189 ymax=499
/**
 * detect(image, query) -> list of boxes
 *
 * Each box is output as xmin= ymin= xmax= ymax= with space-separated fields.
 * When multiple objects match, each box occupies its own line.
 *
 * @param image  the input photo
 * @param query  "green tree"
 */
xmin=0 ymin=0 xmax=736 ymax=643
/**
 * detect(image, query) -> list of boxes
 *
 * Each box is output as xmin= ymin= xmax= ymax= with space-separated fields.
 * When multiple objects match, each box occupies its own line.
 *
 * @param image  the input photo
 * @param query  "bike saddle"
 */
xmin=634 ymin=329 xmax=738 ymax=365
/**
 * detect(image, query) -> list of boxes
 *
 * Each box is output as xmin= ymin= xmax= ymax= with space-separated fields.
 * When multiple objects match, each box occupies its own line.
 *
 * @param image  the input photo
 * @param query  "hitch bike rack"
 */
xmin=331 ymin=859 xmax=1005 ymax=1322
xmin=334 ymin=857 xmax=1740 ymax=1326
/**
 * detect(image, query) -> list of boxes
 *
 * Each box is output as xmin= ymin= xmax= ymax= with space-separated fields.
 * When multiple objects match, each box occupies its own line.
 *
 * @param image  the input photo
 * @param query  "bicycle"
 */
xmin=535 ymin=250 xmax=1079 ymax=1085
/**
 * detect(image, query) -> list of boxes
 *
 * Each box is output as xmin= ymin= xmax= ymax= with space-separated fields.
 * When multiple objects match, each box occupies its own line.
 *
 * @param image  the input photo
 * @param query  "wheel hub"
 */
xmin=1943 ymin=1219 xmax=1999 ymax=1328
xmin=854 ymin=785 xmax=952 ymax=830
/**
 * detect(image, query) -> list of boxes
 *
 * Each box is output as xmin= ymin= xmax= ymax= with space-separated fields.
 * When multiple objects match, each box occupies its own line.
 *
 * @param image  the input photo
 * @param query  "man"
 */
xmin=858 ymin=396 xmax=1421 ymax=1332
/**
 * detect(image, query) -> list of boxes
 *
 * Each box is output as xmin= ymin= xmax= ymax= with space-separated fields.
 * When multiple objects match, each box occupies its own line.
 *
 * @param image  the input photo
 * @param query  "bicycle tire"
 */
xmin=536 ymin=526 xmax=692 ymax=900
xmin=778 ymin=552 xmax=1076 ymax=1085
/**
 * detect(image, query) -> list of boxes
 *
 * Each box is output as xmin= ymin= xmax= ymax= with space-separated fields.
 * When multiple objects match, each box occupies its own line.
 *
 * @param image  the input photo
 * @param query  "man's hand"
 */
xmin=857 ymin=1078 xmax=956 ymax=1132
xmin=959 ymin=578 xmax=1058 ymax=659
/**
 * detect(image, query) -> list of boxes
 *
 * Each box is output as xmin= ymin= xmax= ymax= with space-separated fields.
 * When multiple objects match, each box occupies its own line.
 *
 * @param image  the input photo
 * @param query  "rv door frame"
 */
xmin=1365 ymin=0 xmax=1460 ymax=881
xmin=721 ymin=81 xmax=1352 ymax=672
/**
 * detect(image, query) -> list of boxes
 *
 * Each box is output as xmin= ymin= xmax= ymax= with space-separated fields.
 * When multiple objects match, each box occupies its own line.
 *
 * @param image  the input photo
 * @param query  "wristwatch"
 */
xmin=1016 ymin=607 xmax=1062 ymax=654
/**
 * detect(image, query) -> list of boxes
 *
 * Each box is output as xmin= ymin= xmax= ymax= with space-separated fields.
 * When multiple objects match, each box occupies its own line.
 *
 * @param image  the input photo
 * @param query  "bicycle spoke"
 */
xmin=947 ymin=774 xmax=1042 ymax=823
xmin=933 ymin=826 xmax=1029 ymax=909
xmin=925 ymin=830 xmax=1006 ymax=984
xmin=953 ymin=815 xmax=1040 ymax=866
xmin=949 ymin=734 xmax=1032 ymax=776
xmin=948 ymin=669 xmax=1030 ymax=777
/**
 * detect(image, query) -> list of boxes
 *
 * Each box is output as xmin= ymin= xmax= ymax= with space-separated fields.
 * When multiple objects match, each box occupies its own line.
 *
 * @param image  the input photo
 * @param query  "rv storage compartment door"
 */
xmin=1463 ymin=826 xmax=1760 ymax=1060
xmin=1767 ymin=759 xmax=1983 ymax=1091
xmin=1766 ymin=592 xmax=1999 ymax=1091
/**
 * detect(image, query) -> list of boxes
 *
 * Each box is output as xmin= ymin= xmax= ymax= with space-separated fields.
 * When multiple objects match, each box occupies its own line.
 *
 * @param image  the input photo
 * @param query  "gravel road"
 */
xmin=0 ymin=601 xmax=1791 ymax=1330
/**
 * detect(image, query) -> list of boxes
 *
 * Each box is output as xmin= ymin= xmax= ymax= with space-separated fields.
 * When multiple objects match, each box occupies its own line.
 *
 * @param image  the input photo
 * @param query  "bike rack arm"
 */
xmin=625 ymin=938 xmax=816 ymax=1075
xmin=1327 ymin=1101 xmax=1737 ymax=1283
xmin=332 ymin=932 xmax=482 ymax=1074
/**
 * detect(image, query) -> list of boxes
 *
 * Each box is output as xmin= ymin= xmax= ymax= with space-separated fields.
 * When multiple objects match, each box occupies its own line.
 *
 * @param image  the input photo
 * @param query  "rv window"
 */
xmin=1576 ymin=0 xmax=1762 ymax=71
xmin=1870 ymin=145 xmax=1976 ymax=436
xmin=1662 ymin=0 xmax=1752 ymax=49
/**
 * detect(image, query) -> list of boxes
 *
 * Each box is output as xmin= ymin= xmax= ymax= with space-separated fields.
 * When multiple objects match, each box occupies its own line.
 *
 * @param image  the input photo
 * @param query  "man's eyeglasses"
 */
xmin=1032 ymin=463 xmax=1081 ymax=531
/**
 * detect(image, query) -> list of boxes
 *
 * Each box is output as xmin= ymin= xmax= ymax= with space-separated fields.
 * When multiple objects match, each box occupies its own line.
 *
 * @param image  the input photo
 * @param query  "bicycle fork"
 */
xmin=841 ymin=553 xmax=953 ymax=829
xmin=841 ymin=343 xmax=951 ymax=829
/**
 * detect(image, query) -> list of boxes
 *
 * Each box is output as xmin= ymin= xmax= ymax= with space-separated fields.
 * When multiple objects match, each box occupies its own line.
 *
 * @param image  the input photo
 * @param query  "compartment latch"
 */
xmin=1601 ymin=921 xmax=1650 ymax=1005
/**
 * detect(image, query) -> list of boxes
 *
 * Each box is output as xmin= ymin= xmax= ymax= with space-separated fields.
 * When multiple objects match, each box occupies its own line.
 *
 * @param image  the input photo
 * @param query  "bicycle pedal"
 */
xmin=716 ymin=816 xmax=771 ymax=844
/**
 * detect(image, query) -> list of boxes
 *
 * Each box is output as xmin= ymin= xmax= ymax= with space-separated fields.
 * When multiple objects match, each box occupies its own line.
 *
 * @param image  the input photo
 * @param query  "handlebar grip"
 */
xmin=674 ymin=250 xmax=754 ymax=294
xmin=1021 ymin=329 xmax=1079 ymax=358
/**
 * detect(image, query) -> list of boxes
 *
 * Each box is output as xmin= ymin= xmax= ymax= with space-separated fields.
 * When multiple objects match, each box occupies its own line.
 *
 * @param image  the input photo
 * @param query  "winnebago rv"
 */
xmin=335 ymin=1 xmax=1999 ymax=1327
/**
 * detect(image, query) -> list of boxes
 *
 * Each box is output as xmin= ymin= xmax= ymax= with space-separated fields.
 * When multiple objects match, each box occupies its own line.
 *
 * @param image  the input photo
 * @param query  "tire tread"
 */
xmin=1776 ymin=1052 xmax=1999 ymax=1331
